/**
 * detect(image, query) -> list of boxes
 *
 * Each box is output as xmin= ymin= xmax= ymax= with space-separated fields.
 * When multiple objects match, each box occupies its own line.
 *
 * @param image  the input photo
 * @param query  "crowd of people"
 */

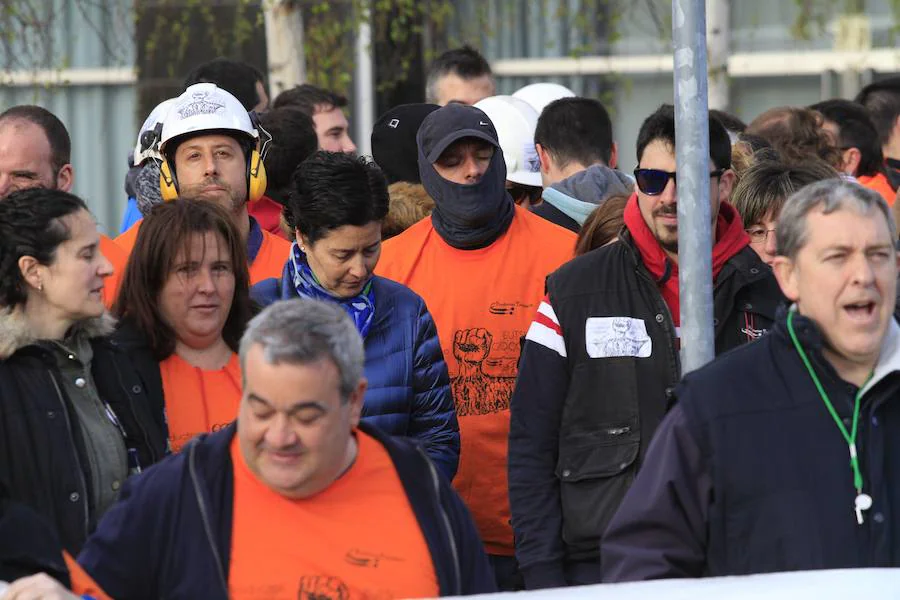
xmin=2 ymin=43 xmax=900 ymax=599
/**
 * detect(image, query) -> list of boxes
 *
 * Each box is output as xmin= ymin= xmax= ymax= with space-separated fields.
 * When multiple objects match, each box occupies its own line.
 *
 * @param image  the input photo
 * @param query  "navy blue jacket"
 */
xmin=253 ymin=268 xmax=459 ymax=480
xmin=602 ymin=310 xmax=900 ymax=580
xmin=78 ymin=422 xmax=496 ymax=598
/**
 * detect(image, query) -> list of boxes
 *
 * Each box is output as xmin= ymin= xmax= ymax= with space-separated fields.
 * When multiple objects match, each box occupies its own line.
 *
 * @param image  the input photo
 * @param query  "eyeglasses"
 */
xmin=745 ymin=227 xmax=776 ymax=244
xmin=633 ymin=168 xmax=726 ymax=196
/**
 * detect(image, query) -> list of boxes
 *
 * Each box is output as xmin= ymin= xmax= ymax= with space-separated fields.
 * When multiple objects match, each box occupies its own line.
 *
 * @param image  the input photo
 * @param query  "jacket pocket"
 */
xmin=556 ymin=427 xmax=639 ymax=557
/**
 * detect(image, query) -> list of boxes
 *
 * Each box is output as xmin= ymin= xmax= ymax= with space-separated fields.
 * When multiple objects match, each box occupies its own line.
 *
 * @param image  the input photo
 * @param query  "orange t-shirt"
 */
xmin=249 ymin=229 xmax=291 ymax=284
xmin=115 ymin=219 xmax=289 ymax=285
xmin=160 ymin=352 xmax=242 ymax=452
xmin=114 ymin=220 xmax=141 ymax=255
xmin=228 ymin=430 xmax=438 ymax=600
xmin=99 ymin=234 xmax=126 ymax=308
xmin=64 ymin=551 xmax=112 ymax=600
xmin=858 ymin=172 xmax=895 ymax=206
xmin=376 ymin=206 xmax=575 ymax=555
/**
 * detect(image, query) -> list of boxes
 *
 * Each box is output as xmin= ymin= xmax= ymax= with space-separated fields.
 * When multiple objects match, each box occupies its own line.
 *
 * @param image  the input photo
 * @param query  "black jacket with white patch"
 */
xmin=508 ymin=229 xmax=783 ymax=589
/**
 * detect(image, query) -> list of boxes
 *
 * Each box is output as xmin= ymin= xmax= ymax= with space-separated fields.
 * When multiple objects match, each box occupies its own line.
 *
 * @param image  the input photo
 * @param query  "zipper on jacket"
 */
xmin=634 ymin=267 xmax=682 ymax=384
xmin=47 ymin=369 xmax=91 ymax=539
xmin=189 ymin=442 xmax=229 ymax=598
xmin=418 ymin=446 xmax=462 ymax=595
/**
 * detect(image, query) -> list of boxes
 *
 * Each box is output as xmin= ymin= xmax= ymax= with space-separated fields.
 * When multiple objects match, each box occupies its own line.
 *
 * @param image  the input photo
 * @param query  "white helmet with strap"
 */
xmin=134 ymin=98 xmax=177 ymax=166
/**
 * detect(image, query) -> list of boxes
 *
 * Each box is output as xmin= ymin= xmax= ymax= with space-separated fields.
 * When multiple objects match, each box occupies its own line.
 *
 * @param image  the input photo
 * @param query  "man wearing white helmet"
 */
xmin=473 ymin=96 xmax=545 ymax=208
xmin=115 ymin=83 xmax=290 ymax=285
xmin=530 ymin=97 xmax=633 ymax=232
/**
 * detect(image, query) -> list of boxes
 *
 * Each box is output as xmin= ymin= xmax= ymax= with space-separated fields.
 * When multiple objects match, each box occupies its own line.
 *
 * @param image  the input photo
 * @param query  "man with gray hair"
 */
xmin=79 ymin=298 xmax=495 ymax=598
xmin=602 ymin=179 xmax=900 ymax=580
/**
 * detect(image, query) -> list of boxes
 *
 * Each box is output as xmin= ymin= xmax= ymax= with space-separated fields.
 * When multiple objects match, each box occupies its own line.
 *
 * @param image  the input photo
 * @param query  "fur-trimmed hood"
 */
xmin=0 ymin=307 xmax=116 ymax=360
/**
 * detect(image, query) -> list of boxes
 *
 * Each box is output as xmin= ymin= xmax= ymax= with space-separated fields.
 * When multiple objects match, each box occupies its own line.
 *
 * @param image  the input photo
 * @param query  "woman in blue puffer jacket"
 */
xmin=252 ymin=151 xmax=459 ymax=480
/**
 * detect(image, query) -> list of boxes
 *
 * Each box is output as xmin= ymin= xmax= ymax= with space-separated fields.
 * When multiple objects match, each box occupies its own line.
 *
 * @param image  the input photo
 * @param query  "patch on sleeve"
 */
xmin=585 ymin=316 xmax=652 ymax=358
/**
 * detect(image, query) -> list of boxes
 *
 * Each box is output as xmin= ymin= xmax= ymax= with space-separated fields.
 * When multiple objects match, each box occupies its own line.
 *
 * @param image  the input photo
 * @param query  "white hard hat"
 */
xmin=474 ymin=95 xmax=542 ymax=187
xmin=159 ymin=83 xmax=258 ymax=154
xmin=133 ymin=98 xmax=177 ymax=165
xmin=512 ymin=82 xmax=576 ymax=116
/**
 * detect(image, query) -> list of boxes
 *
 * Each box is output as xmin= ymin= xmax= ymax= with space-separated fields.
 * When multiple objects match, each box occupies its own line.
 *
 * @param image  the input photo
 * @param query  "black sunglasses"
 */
xmin=633 ymin=168 xmax=726 ymax=196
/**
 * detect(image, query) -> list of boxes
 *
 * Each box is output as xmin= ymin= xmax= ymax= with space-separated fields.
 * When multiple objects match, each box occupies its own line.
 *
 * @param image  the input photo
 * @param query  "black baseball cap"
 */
xmin=371 ymin=103 xmax=439 ymax=184
xmin=417 ymin=103 xmax=500 ymax=164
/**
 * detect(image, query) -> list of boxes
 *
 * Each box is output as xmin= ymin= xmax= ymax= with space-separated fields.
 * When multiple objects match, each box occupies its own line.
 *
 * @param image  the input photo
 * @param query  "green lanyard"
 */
xmin=786 ymin=309 xmax=872 ymax=524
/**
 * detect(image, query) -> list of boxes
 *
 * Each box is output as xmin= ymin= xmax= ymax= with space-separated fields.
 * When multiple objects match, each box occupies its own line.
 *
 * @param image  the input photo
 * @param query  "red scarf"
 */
xmin=623 ymin=192 xmax=749 ymax=327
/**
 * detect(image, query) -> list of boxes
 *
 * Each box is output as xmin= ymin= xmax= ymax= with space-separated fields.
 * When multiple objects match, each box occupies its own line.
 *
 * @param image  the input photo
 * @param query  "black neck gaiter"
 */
xmin=419 ymin=147 xmax=515 ymax=250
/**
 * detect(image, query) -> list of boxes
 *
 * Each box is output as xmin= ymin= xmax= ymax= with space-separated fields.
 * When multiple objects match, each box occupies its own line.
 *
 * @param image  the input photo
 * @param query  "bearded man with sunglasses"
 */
xmin=508 ymin=104 xmax=784 ymax=590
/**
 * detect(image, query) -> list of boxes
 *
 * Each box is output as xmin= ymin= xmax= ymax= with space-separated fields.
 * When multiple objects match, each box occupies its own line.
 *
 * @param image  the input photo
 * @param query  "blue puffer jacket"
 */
xmin=252 ymin=265 xmax=460 ymax=480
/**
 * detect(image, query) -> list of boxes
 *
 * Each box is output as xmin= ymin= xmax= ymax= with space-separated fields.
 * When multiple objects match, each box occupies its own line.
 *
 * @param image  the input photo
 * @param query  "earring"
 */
xmin=300 ymin=245 xmax=306 ymax=253
xmin=37 ymin=281 xmax=43 ymax=292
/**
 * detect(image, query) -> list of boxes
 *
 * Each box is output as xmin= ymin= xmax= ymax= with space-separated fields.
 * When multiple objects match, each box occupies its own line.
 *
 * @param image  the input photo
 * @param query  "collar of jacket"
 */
xmin=773 ymin=305 xmax=900 ymax=395
xmin=0 ymin=306 xmax=115 ymax=360
xmin=616 ymin=227 xmax=771 ymax=287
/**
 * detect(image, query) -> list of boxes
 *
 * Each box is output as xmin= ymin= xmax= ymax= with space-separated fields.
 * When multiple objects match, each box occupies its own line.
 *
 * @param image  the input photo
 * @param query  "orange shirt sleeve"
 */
xmin=63 ymin=551 xmax=112 ymax=600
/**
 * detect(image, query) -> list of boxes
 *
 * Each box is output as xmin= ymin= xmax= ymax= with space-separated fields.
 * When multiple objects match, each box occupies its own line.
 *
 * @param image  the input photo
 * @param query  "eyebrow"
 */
xmin=247 ymin=393 xmax=328 ymax=416
xmin=78 ymin=241 xmax=99 ymax=253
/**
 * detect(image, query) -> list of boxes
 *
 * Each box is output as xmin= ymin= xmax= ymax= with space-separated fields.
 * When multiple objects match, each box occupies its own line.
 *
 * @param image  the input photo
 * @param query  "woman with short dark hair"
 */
xmin=114 ymin=199 xmax=254 ymax=453
xmin=0 ymin=188 xmax=166 ymax=554
xmin=252 ymin=151 xmax=459 ymax=480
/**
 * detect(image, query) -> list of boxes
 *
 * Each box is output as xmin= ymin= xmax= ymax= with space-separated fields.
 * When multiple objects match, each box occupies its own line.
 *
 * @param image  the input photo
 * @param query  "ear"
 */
xmin=772 ymin=255 xmax=800 ymax=302
xmin=718 ymin=168 xmax=737 ymax=203
xmin=535 ymin=143 xmax=552 ymax=175
xmin=297 ymin=231 xmax=310 ymax=249
xmin=842 ymin=147 xmax=862 ymax=177
xmin=608 ymin=141 xmax=619 ymax=169
xmin=56 ymin=164 xmax=74 ymax=192
xmin=17 ymin=255 xmax=43 ymax=291
xmin=348 ymin=377 xmax=367 ymax=427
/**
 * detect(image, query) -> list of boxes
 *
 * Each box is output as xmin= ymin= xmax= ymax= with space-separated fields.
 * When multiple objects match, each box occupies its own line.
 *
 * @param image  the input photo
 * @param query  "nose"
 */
xmin=659 ymin=176 xmax=677 ymax=205
xmin=97 ymin=252 xmax=114 ymax=278
xmin=265 ymin=413 xmax=298 ymax=449
xmin=203 ymin=152 xmax=219 ymax=177
xmin=196 ymin=266 xmax=216 ymax=293
xmin=347 ymin=253 xmax=368 ymax=279
xmin=343 ymin=135 xmax=357 ymax=155
xmin=464 ymin=156 xmax=486 ymax=182
xmin=852 ymin=252 xmax=877 ymax=285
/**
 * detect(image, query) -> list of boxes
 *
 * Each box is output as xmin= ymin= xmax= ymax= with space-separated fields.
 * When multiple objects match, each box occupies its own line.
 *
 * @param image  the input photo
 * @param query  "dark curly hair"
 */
xmin=113 ymin=199 xmax=253 ymax=360
xmin=0 ymin=187 xmax=87 ymax=307
xmin=284 ymin=151 xmax=389 ymax=244
xmin=746 ymin=107 xmax=843 ymax=169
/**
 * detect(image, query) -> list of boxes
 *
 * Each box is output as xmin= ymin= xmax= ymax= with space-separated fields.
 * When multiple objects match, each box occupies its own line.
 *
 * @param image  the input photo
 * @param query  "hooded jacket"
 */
xmin=603 ymin=309 xmax=900 ymax=580
xmin=0 ymin=309 xmax=167 ymax=554
xmin=78 ymin=422 xmax=496 ymax=599
xmin=251 ymin=269 xmax=460 ymax=481
xmin=508 ymin=219 xmax=784 ymax=588
xmin=532 ymin=165 xmax=634 ymax=232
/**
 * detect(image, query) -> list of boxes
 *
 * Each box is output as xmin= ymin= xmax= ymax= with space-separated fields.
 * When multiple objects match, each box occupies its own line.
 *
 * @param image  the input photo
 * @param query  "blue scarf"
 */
xmin=288 ymin=243 xmax=376 ymax=339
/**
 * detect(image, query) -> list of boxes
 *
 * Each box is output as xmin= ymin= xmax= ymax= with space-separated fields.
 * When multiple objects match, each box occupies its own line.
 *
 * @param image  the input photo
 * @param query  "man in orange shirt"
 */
xmin=79 ymin=298 xmax=495 ymax=599
xmin=116 ymin=84 xmax=290 ymax=284
xmin=811 ymin=99 xmax=895 ymax=206
xmin=0 ymin=106 xmax=126 ymax=307
xmin=376 ymin=103 xmax=576 ymax=590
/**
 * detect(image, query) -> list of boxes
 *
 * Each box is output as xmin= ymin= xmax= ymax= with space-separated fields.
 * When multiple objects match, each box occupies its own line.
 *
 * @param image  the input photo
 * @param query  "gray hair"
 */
xmin=239 ymin=298 xmax=365 ymax=399
xmin=776 ymin=179 xmax=896 ymax=259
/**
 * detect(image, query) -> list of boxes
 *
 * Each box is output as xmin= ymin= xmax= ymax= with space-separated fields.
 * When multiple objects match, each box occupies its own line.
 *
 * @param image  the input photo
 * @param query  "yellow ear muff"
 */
xmin=247 ymin=148 xmax=267 ymax=203
xmin=159 ymin=160 xmax=179 ymax=202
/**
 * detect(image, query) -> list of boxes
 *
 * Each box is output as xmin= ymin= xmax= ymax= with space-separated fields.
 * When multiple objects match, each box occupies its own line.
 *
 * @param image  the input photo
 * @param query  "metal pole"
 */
xmin=353 ymin=2 xmax=375 ymax=157
xmin=673 ymin=0 xmax=714 ymax=374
